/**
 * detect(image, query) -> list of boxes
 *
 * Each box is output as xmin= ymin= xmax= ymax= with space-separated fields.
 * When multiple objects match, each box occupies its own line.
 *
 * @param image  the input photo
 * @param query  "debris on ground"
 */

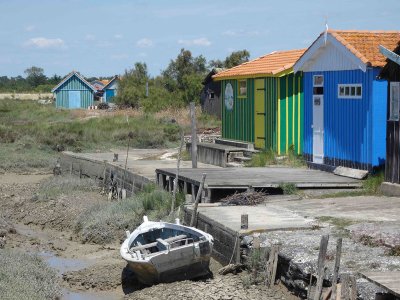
xmin=218 ymin=263 xmax=245 ymax=275
xmin=221 ymin=191 xmax=267 ymax=206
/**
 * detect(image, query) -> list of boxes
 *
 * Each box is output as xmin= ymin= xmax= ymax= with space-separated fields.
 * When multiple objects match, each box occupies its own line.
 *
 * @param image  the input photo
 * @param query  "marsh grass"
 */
xmin=0 ymin=99 xmax=221 ymax=172
xmin=0 ymin=249 xmax=61 ymax=300
xmin=37 ymin=175 xmax=99 ymax=201
xmin=74 ymin=185 xmax=185 ymax=244
xmin=246 ymin=147 xmax=305 ymax=168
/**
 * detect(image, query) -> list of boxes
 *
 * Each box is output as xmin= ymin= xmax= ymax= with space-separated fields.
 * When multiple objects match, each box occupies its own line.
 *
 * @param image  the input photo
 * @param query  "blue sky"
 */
xmin=1 ymin=0 xmax=399 ymax=78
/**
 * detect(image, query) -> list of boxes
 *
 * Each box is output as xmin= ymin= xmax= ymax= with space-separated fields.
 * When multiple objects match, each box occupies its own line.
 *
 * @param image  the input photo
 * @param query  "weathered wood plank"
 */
xmin=359 ymin=271 xmax=400 ymax=297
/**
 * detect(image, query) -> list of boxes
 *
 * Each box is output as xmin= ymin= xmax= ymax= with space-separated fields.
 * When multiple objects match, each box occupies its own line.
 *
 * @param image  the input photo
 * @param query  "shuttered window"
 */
xmin=390 ymin=82 xmax=400 ymax=121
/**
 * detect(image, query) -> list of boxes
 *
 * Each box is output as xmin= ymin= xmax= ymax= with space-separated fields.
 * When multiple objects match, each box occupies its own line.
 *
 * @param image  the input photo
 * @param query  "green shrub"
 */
xmin=246 ymin=149 xmax=276 ymax=167
xmin=279 ymin=182 xmax=297 ymax=195
xmin=363 ymin=171 xmax=384 ymax=195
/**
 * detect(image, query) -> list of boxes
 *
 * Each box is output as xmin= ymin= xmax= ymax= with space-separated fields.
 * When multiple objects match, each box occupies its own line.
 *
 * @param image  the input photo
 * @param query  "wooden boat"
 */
xmin=120 ymin=216 xmax=214 ymax=285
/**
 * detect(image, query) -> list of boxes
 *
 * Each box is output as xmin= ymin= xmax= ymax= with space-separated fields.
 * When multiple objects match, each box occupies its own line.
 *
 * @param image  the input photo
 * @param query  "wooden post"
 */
xmin=341 ymin=274 xmax=350 ymax=300
xmin=265 ymin=244 xmax=280 ymax=287
xmin=190 ymin=102 xmax=198 ymax=168
xmin=330 ymin=238 xmax=342 ymax=300
xmin=313 ymin=234 xmax=329 ymax=300
xmin=349 ymin=275 xmax=357 ymax=300
xmin=79 ymin=164 xmax=82 ymax=178
xmin=70 ymin=162 xmax=73 ymax=175
xmin=241 ymin=214 xmax=248 ymax=230
xmin=235 ymin=234 xmax=241 ymax=264
xmin=191 ymin=183 xmax=196 ymax=202
xmin=190 ymin=173 xmax=206 ymax=227
xmin=168 ymin=176 xmax=173 ymax=192
xmin=171 ymin=128 xmax=184 ymax=215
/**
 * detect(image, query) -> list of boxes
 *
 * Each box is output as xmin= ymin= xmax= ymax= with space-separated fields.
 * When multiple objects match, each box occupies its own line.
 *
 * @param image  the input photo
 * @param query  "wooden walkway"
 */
xmin=359 ymin=272 xmax=400 ymax=297
xmin=156 ymin=167 xmax=361 ymax=202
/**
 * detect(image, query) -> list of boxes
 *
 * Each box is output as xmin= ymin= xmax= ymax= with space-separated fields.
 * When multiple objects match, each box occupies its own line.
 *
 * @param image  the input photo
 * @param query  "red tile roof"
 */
xmin=212 ymin=49 xmax=306 ymax=80
xmin=328 ymin=30 xmax=400 ymax=67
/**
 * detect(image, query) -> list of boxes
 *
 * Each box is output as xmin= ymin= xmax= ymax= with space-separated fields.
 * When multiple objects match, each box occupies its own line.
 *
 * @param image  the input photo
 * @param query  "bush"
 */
xmin=97 ymin=102 xmax=109 ymax=110
xmin=74 ymin=185 xmax=185 ymax=244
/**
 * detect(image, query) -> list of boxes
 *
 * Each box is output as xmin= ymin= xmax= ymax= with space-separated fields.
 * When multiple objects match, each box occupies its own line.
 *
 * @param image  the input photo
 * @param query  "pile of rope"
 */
xmin=220 ymin=191 xmax=267 ymax=206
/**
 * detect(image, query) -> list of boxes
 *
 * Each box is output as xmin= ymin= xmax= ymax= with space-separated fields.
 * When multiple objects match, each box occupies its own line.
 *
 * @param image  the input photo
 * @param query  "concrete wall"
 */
xmin=183 ymin=207 xmax=238 ymax=265
xmin=60 ymin=152 xmax=153 ymax=196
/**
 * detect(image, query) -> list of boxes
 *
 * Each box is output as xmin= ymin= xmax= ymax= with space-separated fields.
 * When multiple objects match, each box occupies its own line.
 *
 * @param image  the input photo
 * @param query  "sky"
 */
xmin=1 ymin=0 xmax=399 ymax=78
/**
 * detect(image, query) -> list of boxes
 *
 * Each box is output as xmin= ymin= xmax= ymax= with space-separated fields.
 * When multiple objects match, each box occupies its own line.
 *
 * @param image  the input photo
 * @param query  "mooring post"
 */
xmin=241 ymin=214 xmax=248 ymax=230
xmin=341 ymin=273 xmax=350 ymax=300
xmin=331 ymin=238 xmax=343 ymax=300
xmin=190 ymin=102 xmax=198 ymax=168
xmin=313 ymin=234 xmax=329 ymax=300
xmin=189 ymin=173 xmax=206 ymax=227
xmin=191 ymin=183 xmax=196 ymax=202
xmin=265 ymin=243 xmax=280 ymax=287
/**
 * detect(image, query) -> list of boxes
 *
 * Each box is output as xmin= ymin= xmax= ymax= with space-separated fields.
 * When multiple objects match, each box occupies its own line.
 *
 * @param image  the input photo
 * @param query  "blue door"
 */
xmin=105 ymin=89 xmax=115 ymax=102
xmin=68 ymin=91 xmax=81 ymax=108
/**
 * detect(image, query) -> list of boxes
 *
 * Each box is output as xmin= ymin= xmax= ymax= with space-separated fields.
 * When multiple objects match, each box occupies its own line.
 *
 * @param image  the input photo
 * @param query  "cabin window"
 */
xmin=209 ymin=92 xmax=215 ymax=100
xmin=238 ymin=80 xmax=247 ymax=97
xmin=338 ymin=84 xmax=362 ymax=99
xmin=390 ymin=82 xmax=400 ymax=121
xmin=313 ymin=75 xmax=324 ymax=87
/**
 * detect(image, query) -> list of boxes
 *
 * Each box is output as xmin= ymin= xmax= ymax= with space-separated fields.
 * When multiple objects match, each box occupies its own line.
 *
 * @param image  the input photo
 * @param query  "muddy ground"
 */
xmin=0 ymin=173 xmax=298 ymax=300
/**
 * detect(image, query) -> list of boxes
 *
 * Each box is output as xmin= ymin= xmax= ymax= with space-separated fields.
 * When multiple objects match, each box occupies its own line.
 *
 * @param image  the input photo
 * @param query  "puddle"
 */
xmin=62 ymin=288 xmax=121 ymax=300
xmin=38 ymin=251 xmax=92 ymax=275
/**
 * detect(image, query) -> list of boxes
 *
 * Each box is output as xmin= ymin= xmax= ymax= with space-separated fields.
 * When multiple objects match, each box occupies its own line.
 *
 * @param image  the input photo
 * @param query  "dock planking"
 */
xmin=156 ymin=167 xmax=361 ymax=201
xmin=359 ymin=272 xmax=400 ymax=297
xmin=156 ymin=167 xmax=361 ymax=189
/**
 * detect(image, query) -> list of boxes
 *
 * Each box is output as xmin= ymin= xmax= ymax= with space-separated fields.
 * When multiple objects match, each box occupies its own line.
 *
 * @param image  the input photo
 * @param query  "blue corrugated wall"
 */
xmin=55 ymin=75 xmax=94 ymax=109
xmin=303 ymin=68 xmax=387 ymax=169
xmin=105 ymin=89 xmax=115 ymax=102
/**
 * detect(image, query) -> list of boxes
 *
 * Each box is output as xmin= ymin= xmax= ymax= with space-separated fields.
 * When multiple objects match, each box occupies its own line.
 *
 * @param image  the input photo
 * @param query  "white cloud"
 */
xmin=25 ymin=37 xmax=65 ymax=49
xmin=25 ymin=25 xmax=35 ymax=32
xmin=85 ymin=34 xmax=96 ymax=41
xmin=136 ymin=38 xmax=153 ymax=48
xmin=178 ymin=37 xmax=211 ymax=47
xmin=114 ymin=34 xmax=123 ymax=39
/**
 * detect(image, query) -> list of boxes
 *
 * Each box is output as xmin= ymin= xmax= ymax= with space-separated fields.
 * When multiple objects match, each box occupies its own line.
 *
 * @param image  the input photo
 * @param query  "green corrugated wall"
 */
xmin=221 ymin=72 xmax=303 ymax=154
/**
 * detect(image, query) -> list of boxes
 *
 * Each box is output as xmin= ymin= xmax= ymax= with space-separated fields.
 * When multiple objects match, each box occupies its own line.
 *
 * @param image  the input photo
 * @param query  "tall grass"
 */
xmin=74 ymin=185 xmax=185 ymax=244
xmin=0 ymin=249 xmax=61 ymax=300
xmin=246 ymin=146 xmax=306 ymax=168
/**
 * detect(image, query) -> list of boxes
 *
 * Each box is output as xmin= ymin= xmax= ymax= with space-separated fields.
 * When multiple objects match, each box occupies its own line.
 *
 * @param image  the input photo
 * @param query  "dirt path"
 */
xmin=0 ymin=172 xmax=298 ymax=300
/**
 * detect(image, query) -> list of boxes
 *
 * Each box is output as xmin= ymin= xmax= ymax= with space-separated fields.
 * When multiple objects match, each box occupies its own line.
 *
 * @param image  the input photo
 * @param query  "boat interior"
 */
xmin=129 ymin=227 xmax=205 ymax=257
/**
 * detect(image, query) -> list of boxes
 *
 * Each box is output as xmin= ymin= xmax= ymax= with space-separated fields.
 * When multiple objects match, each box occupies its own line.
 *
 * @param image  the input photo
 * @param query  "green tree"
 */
xmin=116 ymin=62 xmax=149 ymax=108
xmin=162 ymin=48 xmax=207 ymax=104
xmin=24 ymin=66 xmax=47 ymax=87
xmin=209 ymin=49 xmax=251 ymax=69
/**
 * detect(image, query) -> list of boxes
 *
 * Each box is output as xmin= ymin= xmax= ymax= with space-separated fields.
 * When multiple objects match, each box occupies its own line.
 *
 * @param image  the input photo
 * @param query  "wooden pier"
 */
xmin=359 ymin=272 xmax=400 ymax=298
xmin=156 ymin=167 xmax=362 ymax=202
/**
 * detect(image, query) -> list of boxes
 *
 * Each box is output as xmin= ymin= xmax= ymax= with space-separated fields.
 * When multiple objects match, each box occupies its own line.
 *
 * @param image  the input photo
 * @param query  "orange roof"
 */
xmin=213 ymin=49 xmax=306 ymax=80
xmin=328 ymin=30 xmax=400 ymax=67
xmin=100 ymin=79 xmax=110 ymax=85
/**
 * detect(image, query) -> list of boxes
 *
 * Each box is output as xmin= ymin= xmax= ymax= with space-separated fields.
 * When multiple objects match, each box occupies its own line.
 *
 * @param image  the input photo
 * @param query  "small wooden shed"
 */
xmin=212 ymin=49 xmax=305 ymax=154
xmin=51 ymin=71 xmax=96 ymax=109
xmin=294 ymin=30 xmax=400 ymax=171
xmin=103 ymin=76 xmax=118 ymax=103
xmin=379 ymin=43 xmax=400 ymax=183
xmin=200 ymin=68 xmax=223 ymax=119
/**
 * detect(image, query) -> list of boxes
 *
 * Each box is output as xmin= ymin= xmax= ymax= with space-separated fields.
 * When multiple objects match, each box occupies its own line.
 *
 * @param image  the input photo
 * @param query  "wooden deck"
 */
xmin=155 ymin=167 xmax=361 ymax=202
xmin=359 ymin=271 xmax=400 ymax=297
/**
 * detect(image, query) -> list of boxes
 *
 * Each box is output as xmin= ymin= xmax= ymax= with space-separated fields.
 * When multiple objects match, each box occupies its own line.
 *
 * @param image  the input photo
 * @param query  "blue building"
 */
xmin=51 ymin=71 xmax=96 ymax=109
xmin=294 ymin=30 xmax=400 ymax=171
xmin=103 ymin=76 xmax=118 ymax=103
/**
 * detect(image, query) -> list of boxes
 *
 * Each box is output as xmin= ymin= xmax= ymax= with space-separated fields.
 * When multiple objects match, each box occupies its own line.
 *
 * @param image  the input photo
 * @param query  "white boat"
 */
xmin=120 ymin=216 xmax=214 ymax=285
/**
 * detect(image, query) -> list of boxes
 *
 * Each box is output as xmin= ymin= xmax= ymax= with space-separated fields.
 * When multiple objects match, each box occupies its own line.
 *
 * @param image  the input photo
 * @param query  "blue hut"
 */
xmin=103 ymin=76 xmax=118 ymax=102
xmin=294 ymin=29 xmax=400 ymax=171
xmin=51 ymin=71 xmax=96 ymax=109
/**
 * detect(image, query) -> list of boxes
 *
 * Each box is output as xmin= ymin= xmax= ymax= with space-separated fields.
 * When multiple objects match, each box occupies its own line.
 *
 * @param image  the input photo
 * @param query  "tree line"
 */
xmin=116 ymin=48 xmax=250 ymax=111
xmin=0 ymin=48 xmax=250 ymax=111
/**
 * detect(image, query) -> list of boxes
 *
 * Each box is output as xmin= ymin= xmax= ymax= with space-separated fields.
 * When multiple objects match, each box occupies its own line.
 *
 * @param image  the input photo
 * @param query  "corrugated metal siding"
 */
xmin=221 ymin=79 xmax=254 ymax=143
xmin=303 ymin=68 xmax=386 ymax=169
xmin=55 ymin=75 xmax=94 ymax=109
xmin=221 ymin=73 xmax=303 ymax=153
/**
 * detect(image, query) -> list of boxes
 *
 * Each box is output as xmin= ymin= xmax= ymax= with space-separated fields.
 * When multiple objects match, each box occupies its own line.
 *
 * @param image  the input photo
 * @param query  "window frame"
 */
xmin=389 ymin=82 xmax=400 ymax=121
xmin=338 ymin=83 xmax=363 ymax=99
xmin=313 ymin=75 xmax=324 ymax=87
xmin=237 ymin=79 xmax=247 ymax=98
